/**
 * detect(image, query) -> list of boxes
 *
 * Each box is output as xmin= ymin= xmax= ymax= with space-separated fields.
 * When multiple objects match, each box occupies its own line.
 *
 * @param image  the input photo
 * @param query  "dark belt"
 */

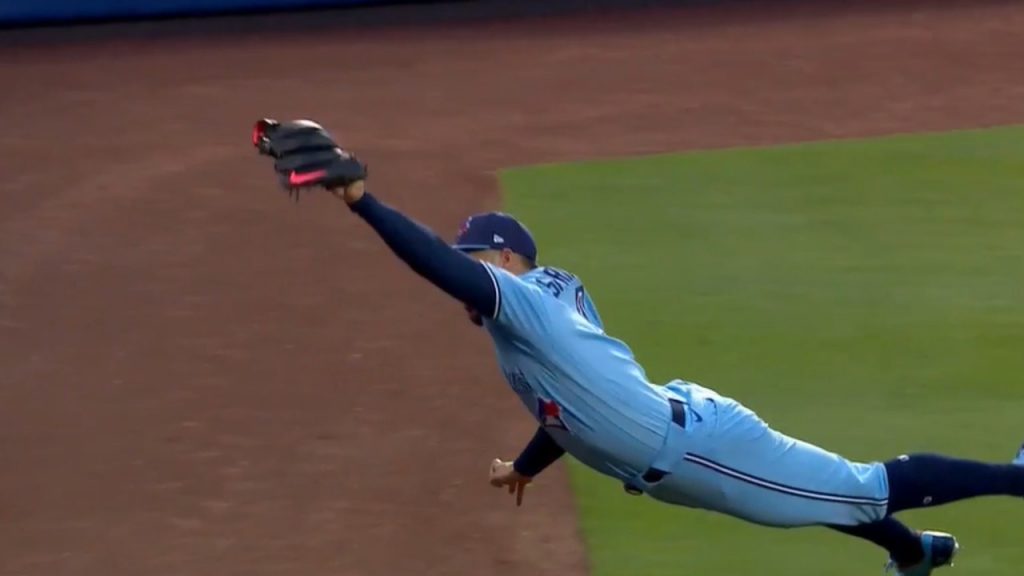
xmin=624 ymin=398 xmax=687 ymax=495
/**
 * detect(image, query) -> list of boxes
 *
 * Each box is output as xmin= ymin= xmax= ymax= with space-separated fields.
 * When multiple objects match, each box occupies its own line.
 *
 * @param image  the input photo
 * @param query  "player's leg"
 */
xmin=828 ymin=520 xmax=959 ymax=576
xmin=660 ymin=384 xmax=1024 ymax=518
xmin=660 ymin=384 xmax=965 ymax=575
xmin=828 ymin=518 xmax=923 ymax=566
xmin=885 ymin=450 xmax=1024 ymax=514
xmin=645 ymin=383 xmax=891 ymax=527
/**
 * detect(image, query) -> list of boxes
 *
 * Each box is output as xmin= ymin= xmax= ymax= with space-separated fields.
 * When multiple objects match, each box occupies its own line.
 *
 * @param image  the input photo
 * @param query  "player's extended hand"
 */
xmin=489 ymin=458 xmax=532 ymax=507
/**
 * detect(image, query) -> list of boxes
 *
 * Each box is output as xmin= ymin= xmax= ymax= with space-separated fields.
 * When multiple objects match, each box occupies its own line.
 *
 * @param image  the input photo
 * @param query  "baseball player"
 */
xmin=253 ymin=119 xmax=1024 ymax=576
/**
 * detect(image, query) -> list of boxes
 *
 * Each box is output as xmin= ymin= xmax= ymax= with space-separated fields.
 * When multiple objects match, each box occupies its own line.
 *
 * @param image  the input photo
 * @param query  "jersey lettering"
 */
xmin=503 ymin=367 xmax=533 ymax=395
xmin=533 ymin=267 xmax=577 ymax=298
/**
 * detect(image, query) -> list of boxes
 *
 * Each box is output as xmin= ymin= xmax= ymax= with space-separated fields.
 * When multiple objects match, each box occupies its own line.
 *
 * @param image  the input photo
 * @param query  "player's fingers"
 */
xmin=508 ymin=483 xmax=515 ymax=495
xmin=516 ymin=482 xmax=525 ymax=507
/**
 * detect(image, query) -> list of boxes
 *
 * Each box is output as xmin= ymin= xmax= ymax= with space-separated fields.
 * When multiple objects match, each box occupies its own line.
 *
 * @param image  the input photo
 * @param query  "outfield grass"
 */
xmin=500 ymin=126 xmax=1024 ymax=576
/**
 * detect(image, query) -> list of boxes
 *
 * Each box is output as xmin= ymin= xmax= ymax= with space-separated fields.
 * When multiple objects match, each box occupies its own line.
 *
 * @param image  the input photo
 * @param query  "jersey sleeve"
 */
xmin=513 ymin=427 xmax=566 ymax=477
xmin=482 ymin=263 xmax=553 ymax=335
xmin=349 ymin=192 xmax=498 ymax=316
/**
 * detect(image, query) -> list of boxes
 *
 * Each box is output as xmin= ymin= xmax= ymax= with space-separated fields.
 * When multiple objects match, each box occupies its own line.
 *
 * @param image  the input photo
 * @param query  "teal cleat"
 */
xmin=1013 ymin=443 xmax=1024 ymax=466
xmin=885 ymin=531 xmax=959 ymax=576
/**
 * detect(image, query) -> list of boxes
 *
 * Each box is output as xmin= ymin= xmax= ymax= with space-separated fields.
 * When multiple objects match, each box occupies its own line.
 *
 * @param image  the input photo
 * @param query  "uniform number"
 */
xmin=574 ymin=286 xmax=588 ymax=320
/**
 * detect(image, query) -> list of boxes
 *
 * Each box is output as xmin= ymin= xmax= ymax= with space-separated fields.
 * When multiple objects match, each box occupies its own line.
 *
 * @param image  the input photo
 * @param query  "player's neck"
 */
xmin=503 ymin=262 xmax=534 ymax=277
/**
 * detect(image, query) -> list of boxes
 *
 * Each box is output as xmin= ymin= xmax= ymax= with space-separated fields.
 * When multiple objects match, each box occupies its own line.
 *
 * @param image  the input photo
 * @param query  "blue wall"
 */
xmin=0 ymin=0 xmax=392 ymax=25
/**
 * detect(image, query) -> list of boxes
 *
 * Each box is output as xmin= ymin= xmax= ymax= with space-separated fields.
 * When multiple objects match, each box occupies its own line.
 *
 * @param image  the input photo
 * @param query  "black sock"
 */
xmin=885 ymin=453 xmax=1024 ymax=513
xmin=829 ymin=518 xmax=924 ymax=566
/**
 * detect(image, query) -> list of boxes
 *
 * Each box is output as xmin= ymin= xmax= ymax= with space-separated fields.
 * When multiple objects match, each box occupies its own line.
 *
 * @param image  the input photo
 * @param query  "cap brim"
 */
xmin=452 ymin=243 xmax=492 ymax=253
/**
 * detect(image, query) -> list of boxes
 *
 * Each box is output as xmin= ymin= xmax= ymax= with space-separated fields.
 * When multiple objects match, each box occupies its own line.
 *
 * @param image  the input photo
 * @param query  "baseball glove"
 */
xmin=252 ymin=118 xmax=367 ymax=200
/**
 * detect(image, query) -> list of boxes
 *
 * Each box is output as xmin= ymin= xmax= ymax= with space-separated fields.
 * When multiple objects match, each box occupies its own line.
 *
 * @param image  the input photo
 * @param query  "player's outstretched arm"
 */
xmin=250 ymin=119 xmax=497 ymax=316
xmin=337 ymin=181 xmax=498 ymax=317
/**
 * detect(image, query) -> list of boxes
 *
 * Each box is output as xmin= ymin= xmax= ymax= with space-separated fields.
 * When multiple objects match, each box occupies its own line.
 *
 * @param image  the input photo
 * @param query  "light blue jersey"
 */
xmin=481 ymin=263 xmax=673 ymax=482
xmin=480 ymin=262 xmax=890 ymax=528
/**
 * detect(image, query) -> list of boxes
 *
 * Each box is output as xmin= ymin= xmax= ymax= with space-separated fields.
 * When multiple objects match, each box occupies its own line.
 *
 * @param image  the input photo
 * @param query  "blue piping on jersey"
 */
xmin=683 ymin=453 xmax=889 ymax=506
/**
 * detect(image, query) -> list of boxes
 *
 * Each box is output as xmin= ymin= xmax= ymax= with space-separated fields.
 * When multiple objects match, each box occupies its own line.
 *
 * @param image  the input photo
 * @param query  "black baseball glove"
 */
xmin=252 ymin=118 xmax=367 ymax=200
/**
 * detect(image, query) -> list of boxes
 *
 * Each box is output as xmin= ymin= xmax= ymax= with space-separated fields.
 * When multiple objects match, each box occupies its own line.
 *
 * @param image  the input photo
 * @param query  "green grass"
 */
xmin=499 ymin=126 xmax=1024 ymax=576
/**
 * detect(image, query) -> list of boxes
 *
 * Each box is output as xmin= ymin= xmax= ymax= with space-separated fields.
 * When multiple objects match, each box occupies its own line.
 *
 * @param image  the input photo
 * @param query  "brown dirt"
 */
xmin=1 ymin=1 xmax=1022 ymax=575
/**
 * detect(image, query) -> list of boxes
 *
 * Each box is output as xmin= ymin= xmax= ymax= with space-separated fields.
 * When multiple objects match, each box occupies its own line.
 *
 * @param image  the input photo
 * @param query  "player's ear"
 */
xmin=500 ymin=248 xmax=515 ymax=266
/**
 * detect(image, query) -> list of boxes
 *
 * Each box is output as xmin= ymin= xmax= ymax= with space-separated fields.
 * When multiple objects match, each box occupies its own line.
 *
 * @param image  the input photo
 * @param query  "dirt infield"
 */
xmin=1 ymin=1 xmax=1022 ymax=575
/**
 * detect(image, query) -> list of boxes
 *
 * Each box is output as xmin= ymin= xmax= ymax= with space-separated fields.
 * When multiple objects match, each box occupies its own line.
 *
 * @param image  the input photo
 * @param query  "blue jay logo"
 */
xmin=538 ymin=398 xmax=568 ymax=430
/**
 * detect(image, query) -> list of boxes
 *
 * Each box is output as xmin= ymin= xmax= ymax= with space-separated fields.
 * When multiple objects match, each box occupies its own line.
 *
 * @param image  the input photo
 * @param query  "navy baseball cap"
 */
xmin=452 ymin=212 xmax=538 ymax=263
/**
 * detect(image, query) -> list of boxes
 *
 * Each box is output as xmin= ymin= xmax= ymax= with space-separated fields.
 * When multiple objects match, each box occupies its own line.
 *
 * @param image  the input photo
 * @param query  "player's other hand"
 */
xmin=489 ymin=458 xmax=532 ymax=507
